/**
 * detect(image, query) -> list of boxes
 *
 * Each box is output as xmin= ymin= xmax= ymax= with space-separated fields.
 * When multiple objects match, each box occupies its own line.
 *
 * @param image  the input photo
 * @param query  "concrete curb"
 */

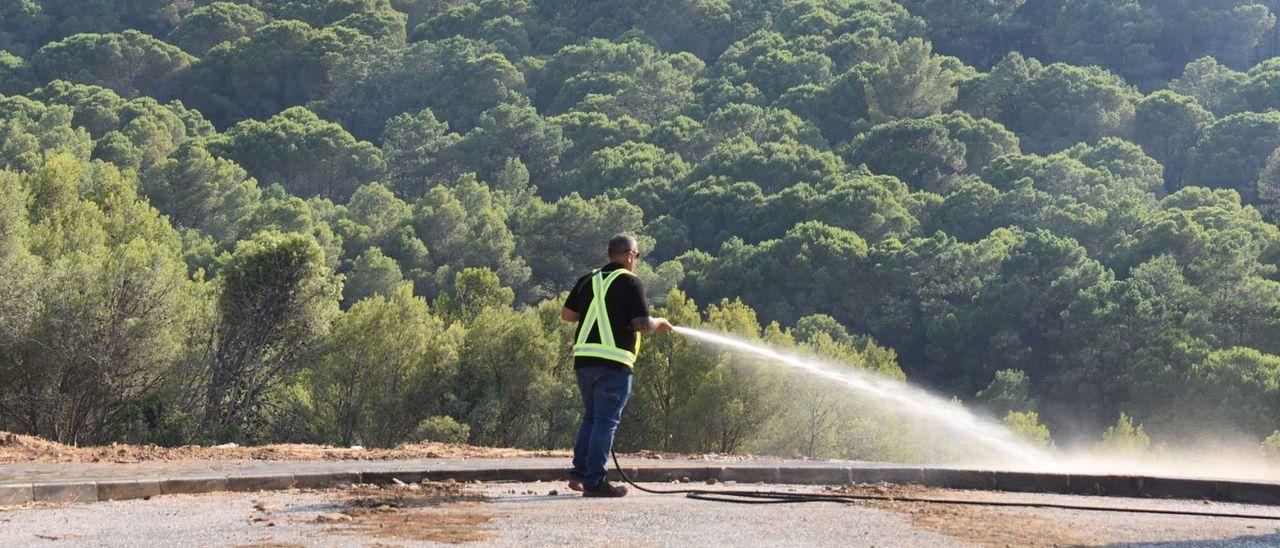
xmin=226 ymin=474 xmax=296 ymax=492
xmin=32 ymin=482 xmax=96 ymax=503
xmin=296 ymin=472 xmax=360 ymax=489
xmin=98 ymin=480 xmax=161 ymax=501
xmin=0 ymin=484 xmax=32 ymax=505
xmin=0 ymin=465 xmax=1275 ymax=506
xmin=161 ymin=477 xmax=225 ymax=495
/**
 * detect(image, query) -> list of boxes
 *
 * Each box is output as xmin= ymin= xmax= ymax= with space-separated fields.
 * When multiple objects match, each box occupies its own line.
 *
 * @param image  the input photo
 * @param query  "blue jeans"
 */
xmin=571 ymin=365 xmax=633 ymax=488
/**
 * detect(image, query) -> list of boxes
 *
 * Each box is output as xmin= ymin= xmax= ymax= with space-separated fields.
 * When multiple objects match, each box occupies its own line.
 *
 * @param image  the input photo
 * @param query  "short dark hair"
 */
xmin=608 ymin=234 xmax=637 ymax=258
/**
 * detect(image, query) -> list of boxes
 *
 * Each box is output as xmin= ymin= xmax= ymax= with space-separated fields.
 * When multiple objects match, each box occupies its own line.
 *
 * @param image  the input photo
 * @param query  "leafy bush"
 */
xmin=415 ymin=416 xmax=471 ymax=445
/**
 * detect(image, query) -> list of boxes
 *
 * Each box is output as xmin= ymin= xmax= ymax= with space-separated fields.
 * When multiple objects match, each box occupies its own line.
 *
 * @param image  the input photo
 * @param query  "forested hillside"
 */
xmin=1 ymin=0 xmax=1279 ymax=459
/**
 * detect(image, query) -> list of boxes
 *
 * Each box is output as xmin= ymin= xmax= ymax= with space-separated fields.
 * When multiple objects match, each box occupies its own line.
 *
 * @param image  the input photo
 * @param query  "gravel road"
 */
xmin=1 ymin=480 xmax=1278 ymax=547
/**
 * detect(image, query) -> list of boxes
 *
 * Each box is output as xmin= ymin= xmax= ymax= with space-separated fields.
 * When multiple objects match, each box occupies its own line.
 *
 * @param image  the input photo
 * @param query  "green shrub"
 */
xmin=1003 ymin=411 xmax=1053 ymax=448
xmin=1262 ymin=431 xmax=1280 ymax=460
xmin=1096 ymin=412 xmax=1151 ymax=454
xmin=415 ymin=416 xmax=471 ymax=445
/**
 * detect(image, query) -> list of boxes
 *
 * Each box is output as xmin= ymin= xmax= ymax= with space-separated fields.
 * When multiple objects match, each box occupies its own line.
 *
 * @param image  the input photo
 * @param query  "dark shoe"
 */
xmin=568 ymin=474 xmax=584 ymax=492
xmin=582 ymin=480 xmax=628 ymax=498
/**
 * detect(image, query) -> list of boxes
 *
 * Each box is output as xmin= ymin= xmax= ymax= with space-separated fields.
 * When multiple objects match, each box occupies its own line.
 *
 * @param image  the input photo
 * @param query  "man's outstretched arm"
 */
xmin=631 ymin=316 xmax=674 ymax=332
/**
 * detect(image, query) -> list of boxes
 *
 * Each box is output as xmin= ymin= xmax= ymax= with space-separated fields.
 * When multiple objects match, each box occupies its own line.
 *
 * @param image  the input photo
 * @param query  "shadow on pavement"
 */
xmin=1114 ymin=530 xmax=1280 ymax=547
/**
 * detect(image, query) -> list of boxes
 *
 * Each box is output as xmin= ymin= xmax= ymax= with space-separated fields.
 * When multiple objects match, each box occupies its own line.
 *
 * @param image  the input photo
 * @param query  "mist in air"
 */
xmin=674 ymin=326 xmax=1280 ymax=482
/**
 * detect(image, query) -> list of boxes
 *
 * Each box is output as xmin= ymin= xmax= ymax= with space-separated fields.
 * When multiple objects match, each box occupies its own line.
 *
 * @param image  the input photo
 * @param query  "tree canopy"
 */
xmin=1 ymin=0 xmax=1279 ymax=459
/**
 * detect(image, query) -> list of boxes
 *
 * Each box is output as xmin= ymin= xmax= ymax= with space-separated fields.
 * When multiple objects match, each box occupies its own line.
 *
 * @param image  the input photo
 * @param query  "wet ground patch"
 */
xmin=316 ymin=479 xmax=495 ymax=543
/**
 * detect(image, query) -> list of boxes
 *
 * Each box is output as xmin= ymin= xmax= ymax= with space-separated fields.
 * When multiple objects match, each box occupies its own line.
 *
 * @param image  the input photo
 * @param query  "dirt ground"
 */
xmin=304 ymin=481 xmax=1274 ymax=547
xmin=249 ymin=480 xmax=1104 ymax=546
xmin=4 ymin=479 xmax=1278 ymax=546
xmin=0 ymin=431 xmax=774 ymax=464
xmin=826 ymin=483 xmax=1105 ymax=546
xmin=288 ymin=479 xmax=499 ymax=544
xmin=0 ymin=431 xmax=569 ymax=464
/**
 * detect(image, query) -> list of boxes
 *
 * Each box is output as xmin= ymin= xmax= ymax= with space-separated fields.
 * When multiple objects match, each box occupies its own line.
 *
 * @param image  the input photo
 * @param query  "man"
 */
xmin=560 ymin=234 xmax=674 ymax=497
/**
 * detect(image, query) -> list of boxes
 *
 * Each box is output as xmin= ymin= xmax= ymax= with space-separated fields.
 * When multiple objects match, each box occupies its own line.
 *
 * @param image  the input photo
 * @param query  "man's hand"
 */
xmin=561 ymin=307 xmax=580 ymax=323
xmin=632 ymin=316 xmax=675 ymax=333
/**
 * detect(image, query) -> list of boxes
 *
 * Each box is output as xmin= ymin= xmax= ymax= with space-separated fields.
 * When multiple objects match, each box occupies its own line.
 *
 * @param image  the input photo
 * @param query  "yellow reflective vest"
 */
xmin=572 ymin=269 xmax=641 ymax=368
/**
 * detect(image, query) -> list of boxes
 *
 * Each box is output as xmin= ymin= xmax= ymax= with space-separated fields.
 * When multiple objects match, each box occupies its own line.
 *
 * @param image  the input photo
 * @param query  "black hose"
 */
xmin=609 ymin=449 xmax=1280 ymax=521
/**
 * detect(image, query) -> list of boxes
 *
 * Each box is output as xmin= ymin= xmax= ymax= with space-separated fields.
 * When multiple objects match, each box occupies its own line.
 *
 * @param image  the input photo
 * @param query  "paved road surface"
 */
xmin=1 ymin=481 xmax=1278 ymax=546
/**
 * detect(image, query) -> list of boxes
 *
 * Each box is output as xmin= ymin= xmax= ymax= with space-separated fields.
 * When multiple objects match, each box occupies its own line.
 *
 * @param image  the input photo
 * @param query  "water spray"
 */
xmin=670 ymin=326 xmax=1050 ymax=465
xmin=605 ymin=326 xmax=1280 ymax=519
xmin=666 ymin=326 xmax=1279 ymax=482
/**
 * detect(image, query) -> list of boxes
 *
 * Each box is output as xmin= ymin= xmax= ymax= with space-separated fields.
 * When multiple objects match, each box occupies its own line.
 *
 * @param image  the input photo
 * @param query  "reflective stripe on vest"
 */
xmin=572 ymin=269 xmax=641 ymax=368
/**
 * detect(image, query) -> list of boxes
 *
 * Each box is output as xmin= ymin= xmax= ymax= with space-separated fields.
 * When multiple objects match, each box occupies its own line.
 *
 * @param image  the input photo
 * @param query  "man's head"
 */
xmin=607 ymin=234 xmax=641 ymax=271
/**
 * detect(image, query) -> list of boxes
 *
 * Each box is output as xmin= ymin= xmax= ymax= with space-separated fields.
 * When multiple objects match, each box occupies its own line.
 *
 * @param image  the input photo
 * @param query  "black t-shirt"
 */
xmin=564 ymin=262 xmax=650 ymax=370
